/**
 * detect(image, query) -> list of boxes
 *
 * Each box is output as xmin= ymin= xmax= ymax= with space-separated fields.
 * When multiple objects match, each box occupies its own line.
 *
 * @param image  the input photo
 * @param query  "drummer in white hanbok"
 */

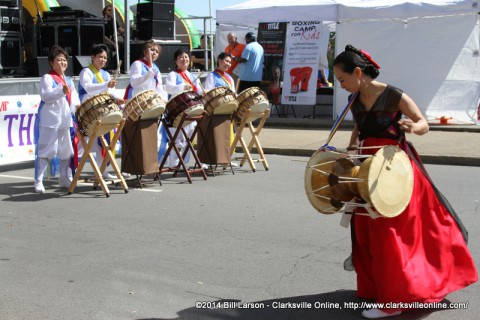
xmin=164 ymin=48 xmax=206 ymax=168
xmin=78 ymin=44 xmax=125 ymax=180
xmin=34 ymin=46 xmax=80 ymax=193
xmin=125 ymin=40 xmax=168 ymax=166
xmin=204 ymin=52 xmax=235 ymax=92
xmin=203 ymin=52 xmax=236 ymax=168
xmin=125 ymin=40 xmax=168 ymax=101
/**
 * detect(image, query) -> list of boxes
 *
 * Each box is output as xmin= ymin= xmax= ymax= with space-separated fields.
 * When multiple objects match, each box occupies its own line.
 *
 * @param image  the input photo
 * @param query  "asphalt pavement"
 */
xmin=0 ymin=116 xmax=479 ymax=320
xmin=0 ymin=155 xmax=479 ymax=320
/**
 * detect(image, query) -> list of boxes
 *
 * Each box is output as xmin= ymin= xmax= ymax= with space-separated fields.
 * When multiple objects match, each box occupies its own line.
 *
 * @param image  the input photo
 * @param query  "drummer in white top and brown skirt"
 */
xmin=164 ymin=48 xmax=206 ymax=168
xmin=199 ymin=52 xmax=237 ymax=170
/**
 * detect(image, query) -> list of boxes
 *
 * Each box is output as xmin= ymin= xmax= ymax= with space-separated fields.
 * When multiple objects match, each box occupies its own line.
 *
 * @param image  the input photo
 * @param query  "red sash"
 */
xmin=176 ymin=69 xmax=198 ymax=93
xmin=49 ymin=70 xmax=72 ymax=105
xmin=214 ymin=69 xmax=233 ymax=90
xmin=48 ymin=70 xmax=78 ymax=168
xmin=124 ymin=58 xmax=158 ymax=99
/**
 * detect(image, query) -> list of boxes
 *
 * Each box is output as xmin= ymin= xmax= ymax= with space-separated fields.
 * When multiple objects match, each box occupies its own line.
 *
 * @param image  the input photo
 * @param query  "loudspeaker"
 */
xmin=0 ymin=7 xmax=21 ymax=32
xmin=136 ymin=2 xmax=174 ymax=21
xmin=130 ymin=42 xmax=189 ymax=73
xmin=0 ymin=33 xmax=22 ymax=75
xmin=73 ymin=56 xmax=91 ymax=76
xmin=36 ymin=56 xmax=74 ymax=77
xmin=135 ymin=1 xmax=175 ymax=40
xmin=0 ymin=1 xmax=17 ymax=7
xmin=39 ymin=20 xmax=105 ymax=56
xmin=136 ymin=20 xmax=174 ymax=40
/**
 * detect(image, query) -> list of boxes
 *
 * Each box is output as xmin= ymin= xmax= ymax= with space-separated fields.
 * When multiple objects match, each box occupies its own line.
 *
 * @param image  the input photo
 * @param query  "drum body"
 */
xmin=124 ymin=90 xmax=166 ymax=121
xmin=165 ymin=90 xmax=204 ymax=127
xmin=76 ymin=93 xmax=123 ymax=136
xmin=201 ymin=86 xmax=238 ymax=115
xmin=234 ymin=87 xmax=269 ymax=123
xmin=304 ymin=145 xmax=414 ymax=218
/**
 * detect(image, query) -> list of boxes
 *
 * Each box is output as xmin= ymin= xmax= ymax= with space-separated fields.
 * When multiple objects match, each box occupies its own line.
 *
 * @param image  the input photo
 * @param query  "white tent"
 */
xmin=216 ymin=0 xmax=480 ymax=123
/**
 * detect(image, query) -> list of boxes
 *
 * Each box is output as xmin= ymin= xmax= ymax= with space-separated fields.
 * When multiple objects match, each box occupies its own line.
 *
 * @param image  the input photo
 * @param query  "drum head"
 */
xmin=366 ymin=146 xmax=414 ymax=217
xmin=86 ymin=111 xmax=123 ymax=136
xmin=140 ymin=106 xmax=166 ymax=120
xmin=213 ymin=100 xmax=238 ymax=115
xmin=172 ymin=105 xmax=204 ymax=128
xmin=304 ymin=150 xmax=347 ymax=214
xmin=247 ymin=100 xmax=270 ymax=122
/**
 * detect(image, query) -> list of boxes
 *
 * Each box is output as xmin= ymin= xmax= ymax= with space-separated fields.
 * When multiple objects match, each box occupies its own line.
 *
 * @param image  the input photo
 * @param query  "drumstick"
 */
xmin=348 ymin=145 xmax=389 ymax=150
xmin=113 ymin=60 xmax=122 ymax=81
xmin=192 ymin=71 xmax=205 ymax=92
xmin=148 ymin=49 xmax=153 ymax=67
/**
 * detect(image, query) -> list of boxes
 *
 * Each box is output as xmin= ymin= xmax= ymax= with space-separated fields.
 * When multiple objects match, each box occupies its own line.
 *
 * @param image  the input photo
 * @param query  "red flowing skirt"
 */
xmin=353 ymin=137 xmax=477 ymax=306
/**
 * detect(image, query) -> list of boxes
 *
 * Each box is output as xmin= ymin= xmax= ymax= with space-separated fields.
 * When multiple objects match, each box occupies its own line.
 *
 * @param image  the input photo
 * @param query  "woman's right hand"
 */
xmin=63 ymin=85 xmax=70 ymax=94
xmin=108 ymin=80 xmax=117 ymax=88
xmin=184 ymin=84 xmax=192 ymax=91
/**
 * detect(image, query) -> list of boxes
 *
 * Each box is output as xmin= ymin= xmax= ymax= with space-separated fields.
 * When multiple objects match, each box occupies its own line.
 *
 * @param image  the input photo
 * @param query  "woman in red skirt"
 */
xmin=333 ymin=45 xmax=477 ymax=319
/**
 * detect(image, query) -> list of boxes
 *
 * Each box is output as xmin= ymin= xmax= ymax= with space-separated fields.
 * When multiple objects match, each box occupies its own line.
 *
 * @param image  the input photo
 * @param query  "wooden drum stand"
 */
xmin=230 ymin=108 xmax=270 ymax=172
xmin=68 ymin=118 xmax=128 ymax=197
xmin=158 ymin=112 xmax=208 ymax=183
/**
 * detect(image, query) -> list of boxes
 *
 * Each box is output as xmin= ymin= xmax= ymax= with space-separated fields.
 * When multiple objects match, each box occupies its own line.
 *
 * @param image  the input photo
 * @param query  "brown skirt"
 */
xmin=121 ymin=118 xmax=159 ymax=175
xmin=196 ymin=115 xmax=231 ymax=165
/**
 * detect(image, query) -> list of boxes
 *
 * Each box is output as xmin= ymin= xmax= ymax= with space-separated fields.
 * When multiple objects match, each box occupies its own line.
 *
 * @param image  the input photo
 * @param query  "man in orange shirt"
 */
xmin=224 ymin=32 xmax=245 ymax=83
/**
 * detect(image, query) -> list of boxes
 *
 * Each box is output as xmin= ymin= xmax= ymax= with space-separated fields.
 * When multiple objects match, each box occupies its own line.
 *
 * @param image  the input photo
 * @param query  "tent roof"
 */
xmin=216 ymin=0 xmax=478 ymax=26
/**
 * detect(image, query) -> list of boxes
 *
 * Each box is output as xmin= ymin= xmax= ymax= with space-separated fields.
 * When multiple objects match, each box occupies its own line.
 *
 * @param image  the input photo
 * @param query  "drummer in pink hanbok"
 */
xmin=164 ymin=48 xmax=205 ymax=168
xmin=34 ymin=46 xmax=80 ymax=193
xmin=78 ymin=44 xmax=125 ymax=180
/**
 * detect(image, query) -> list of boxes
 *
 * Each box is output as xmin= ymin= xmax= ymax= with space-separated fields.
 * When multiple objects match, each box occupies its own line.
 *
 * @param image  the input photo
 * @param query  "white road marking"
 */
xmin=0 ymin=174 xmax=163 ymax=192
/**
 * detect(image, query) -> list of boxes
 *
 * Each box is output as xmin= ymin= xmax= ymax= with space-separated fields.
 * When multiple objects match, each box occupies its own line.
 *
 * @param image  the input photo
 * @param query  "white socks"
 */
xmin=59 ymin=159 xmax=72 ymax=188
xmin=34 ymin=158 xmax=48 ymax=193
xmin=362 ymin=308 xmax=402 ymax=319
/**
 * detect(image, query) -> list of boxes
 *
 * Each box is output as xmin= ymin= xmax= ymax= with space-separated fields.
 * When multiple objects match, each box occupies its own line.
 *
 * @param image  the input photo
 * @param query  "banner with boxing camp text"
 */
xmin=282 ymin=21 xmax=325 ymax=105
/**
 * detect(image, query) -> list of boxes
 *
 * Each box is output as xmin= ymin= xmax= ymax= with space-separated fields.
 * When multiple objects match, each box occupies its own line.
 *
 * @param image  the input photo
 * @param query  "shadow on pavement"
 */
xmin=137 ymin=290 xmax=444 ymax=320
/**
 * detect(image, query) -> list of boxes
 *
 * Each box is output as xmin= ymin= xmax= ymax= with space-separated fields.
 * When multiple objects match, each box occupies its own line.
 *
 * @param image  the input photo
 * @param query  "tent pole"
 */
xmin=124 ymin=0 xmax=130 ymax=74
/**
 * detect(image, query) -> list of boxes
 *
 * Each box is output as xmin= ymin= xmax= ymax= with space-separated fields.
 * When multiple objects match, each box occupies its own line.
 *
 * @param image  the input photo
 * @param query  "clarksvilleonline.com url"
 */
xmin=344 ymin=301 xmax=469 ymax=310
xmin=196 ymin=300 xmax=469 ymax=310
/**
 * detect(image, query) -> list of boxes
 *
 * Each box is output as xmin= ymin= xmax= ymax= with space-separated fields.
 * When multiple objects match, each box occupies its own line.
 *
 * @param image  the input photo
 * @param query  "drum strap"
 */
xmin=322 ymin=92 xmax=358 ymax=150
